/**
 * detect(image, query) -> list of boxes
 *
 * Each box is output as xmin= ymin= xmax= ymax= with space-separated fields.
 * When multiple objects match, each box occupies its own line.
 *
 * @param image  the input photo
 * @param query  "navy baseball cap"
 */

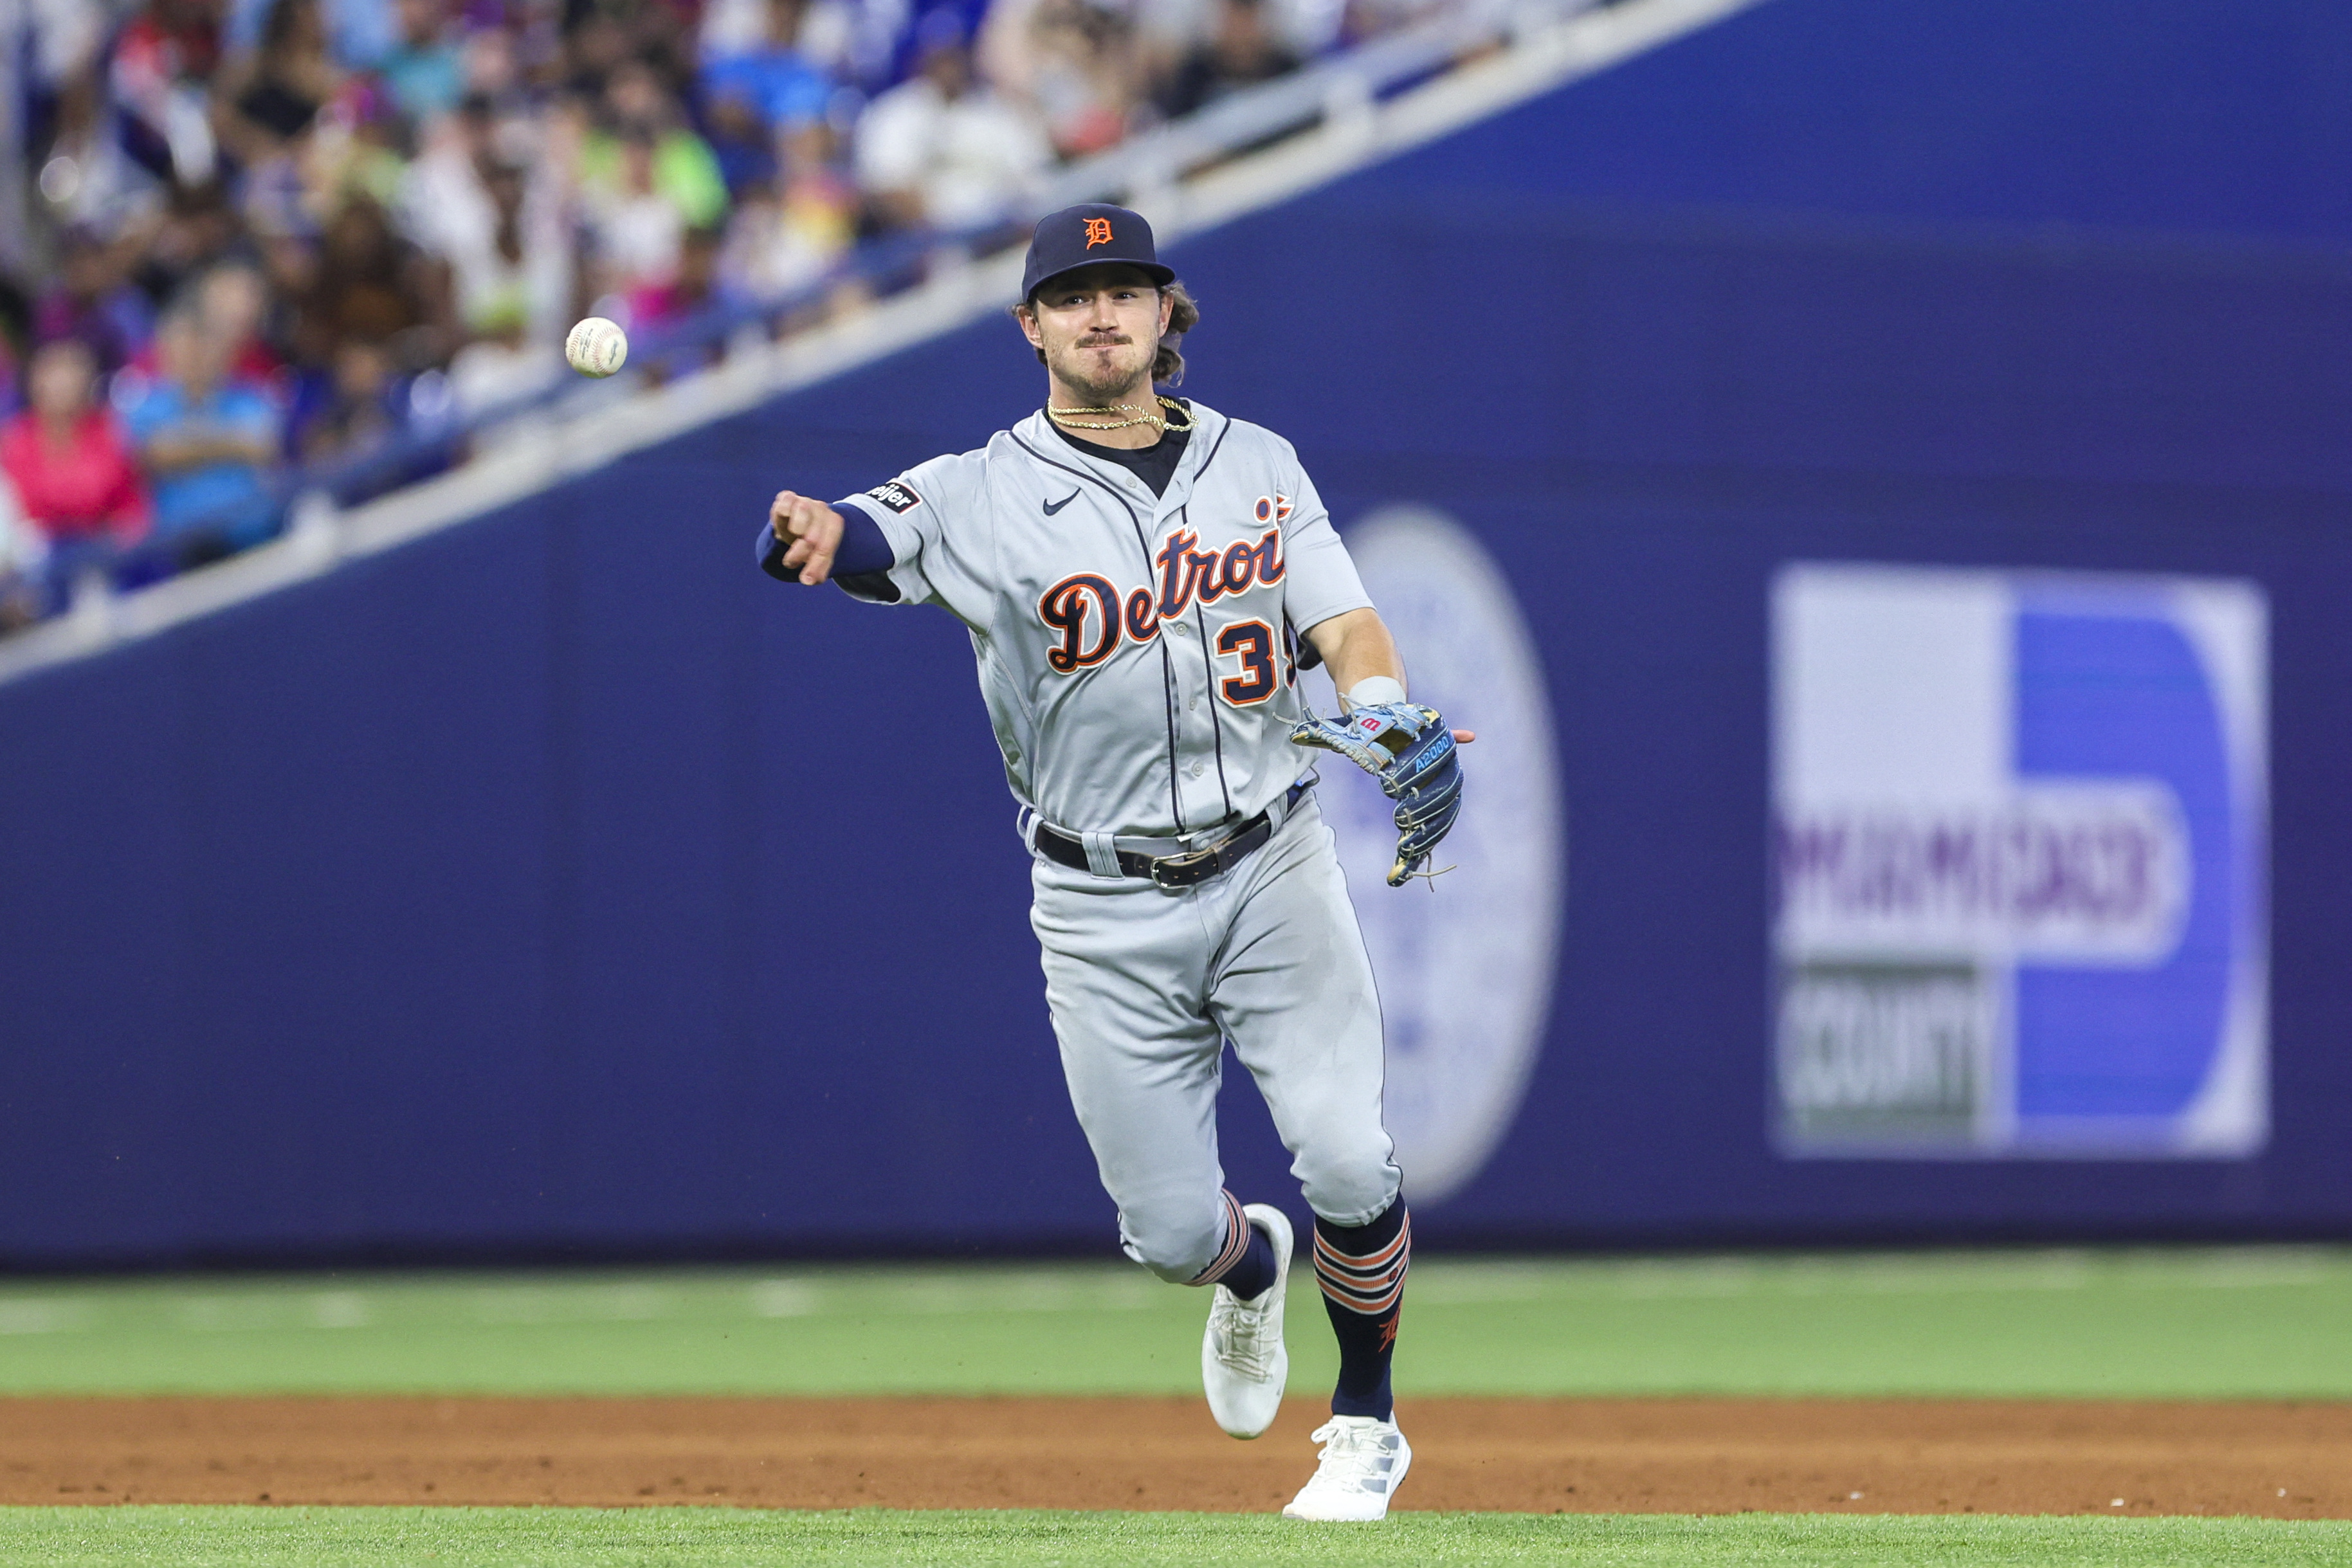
xmin=1021 ymin=204 xmax=1175 ymax=301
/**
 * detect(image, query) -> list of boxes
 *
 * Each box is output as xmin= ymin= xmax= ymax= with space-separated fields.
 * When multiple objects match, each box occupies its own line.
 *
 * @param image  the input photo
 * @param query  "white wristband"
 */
xmin=1342 ymin=676 xmax=1408 ymax=710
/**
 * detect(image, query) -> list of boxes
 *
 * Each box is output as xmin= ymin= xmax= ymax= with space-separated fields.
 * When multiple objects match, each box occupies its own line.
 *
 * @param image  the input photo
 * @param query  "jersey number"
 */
xmin=1216 ymin=620 xmax=1278 ymax=706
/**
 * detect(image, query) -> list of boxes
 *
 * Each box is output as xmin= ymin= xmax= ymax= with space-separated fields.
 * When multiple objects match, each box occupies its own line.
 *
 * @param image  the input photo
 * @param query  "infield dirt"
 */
xmin=4 ymin=1396 xmax=2346 ymax=1517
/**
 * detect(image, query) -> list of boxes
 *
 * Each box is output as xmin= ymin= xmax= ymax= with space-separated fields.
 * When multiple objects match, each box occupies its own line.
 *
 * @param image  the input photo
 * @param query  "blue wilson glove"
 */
xmin=1291 ymin=702 xmax=1464 ymax=886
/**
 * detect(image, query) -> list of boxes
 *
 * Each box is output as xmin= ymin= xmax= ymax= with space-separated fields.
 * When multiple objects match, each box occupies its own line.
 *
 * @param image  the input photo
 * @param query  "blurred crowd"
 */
xmin=0 ymin=0 xmax=1465 ymax=630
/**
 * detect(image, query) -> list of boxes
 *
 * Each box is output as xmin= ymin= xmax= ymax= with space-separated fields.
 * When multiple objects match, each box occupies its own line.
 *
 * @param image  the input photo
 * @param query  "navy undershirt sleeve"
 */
xmin=754 ymin=504 xmax=895 ymax=583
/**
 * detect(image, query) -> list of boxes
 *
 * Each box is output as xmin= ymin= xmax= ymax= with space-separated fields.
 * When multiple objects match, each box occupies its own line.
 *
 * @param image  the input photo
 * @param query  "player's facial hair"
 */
xmin=1052 ymin=332 xmax=1152 ymax=406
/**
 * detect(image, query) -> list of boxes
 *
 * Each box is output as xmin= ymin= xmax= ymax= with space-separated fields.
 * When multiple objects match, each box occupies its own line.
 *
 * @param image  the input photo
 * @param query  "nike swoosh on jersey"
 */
xmin=1043 ymin=489 xmax=1080 ymax=516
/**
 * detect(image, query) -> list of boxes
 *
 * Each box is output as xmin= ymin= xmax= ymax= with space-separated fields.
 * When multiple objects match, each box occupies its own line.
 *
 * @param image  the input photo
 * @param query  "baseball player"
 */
xmin=759 ymin=203 xmax=1466 ymax=1521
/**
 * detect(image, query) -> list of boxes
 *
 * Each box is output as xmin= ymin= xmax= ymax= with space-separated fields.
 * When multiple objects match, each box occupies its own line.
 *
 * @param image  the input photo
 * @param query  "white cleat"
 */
xmin=1282 ymin=1416 xmax=1412 ymax=1522
xmin=1201 ymin=1203 xmax=1292 ymax=1438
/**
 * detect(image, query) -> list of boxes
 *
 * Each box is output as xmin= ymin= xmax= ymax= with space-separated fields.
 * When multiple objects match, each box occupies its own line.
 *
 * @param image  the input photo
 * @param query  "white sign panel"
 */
xmin=1772 ymin=564 xmax=2267 ymax=1157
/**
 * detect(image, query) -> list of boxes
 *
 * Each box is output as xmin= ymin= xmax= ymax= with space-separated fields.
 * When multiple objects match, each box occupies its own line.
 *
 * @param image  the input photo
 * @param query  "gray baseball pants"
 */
xmin=1030 ymin=792 xmax=1402 ymax=1282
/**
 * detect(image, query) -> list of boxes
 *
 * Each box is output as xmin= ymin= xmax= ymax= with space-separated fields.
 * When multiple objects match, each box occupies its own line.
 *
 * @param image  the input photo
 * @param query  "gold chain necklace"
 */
xmin=1045 ymin=397 xmax=1196 ymax=433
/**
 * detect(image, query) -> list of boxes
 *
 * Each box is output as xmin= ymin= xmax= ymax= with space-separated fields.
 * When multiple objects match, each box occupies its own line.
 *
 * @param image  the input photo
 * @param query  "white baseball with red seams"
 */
xmin=565 ymin=316 xmax=628 ymax=377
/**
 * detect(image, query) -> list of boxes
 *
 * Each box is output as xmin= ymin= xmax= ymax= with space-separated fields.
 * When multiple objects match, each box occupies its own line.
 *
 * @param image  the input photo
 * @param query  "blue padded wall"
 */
xmin=3 ymin=0 xmax=2349 ymax=1264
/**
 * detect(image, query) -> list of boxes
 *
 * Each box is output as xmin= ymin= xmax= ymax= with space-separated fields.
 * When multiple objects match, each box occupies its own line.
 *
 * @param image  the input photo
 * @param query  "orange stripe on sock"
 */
xmin=1313 ymin=1213 xmax=1410 ymax=1316
xmin=1312 ymin=1218 xmax=1410 ymax=1274
xmin=1187 ymin=1190 xmax=1252 ymax=1287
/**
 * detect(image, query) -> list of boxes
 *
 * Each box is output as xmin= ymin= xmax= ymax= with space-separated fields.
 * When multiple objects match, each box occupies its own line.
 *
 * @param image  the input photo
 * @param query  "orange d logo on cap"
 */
xmin=1022 ymin=205 xmax=1174 ymax=300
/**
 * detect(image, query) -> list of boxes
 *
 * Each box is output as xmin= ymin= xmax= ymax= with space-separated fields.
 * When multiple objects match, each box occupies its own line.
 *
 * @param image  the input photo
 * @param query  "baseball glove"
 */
xmin=1291 ymin=702 xmax=1463 ymax=886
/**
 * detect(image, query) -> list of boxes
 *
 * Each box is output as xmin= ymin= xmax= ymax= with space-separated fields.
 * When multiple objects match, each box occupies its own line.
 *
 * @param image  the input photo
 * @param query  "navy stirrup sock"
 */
xmin=1192 ymin=1189 xmax=1279 ymax=1301
xmin=1314 ymin=1199 xmax=1410 ymax=1421
xmin=1219 ymin=1223 xmax=1280 ymax=1302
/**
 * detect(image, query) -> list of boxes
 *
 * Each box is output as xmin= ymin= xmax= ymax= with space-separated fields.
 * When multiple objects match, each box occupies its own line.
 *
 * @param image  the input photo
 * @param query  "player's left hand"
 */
xmin=1291 ymin=703 xmax=1465 ymax=886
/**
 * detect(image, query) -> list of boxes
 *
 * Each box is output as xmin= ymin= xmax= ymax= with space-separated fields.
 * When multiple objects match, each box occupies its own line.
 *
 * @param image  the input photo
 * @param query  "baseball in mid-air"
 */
xmin=566 ymin=317 xmax=628 ymax=378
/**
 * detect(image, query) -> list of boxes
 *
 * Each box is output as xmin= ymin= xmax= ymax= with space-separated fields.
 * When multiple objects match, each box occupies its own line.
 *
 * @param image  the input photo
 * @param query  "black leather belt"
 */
xmin=1035 ymin=780 xmax=1312 ymax=889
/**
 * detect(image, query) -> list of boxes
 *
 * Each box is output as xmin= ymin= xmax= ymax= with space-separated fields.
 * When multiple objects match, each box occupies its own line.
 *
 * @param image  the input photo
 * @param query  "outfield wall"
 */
xmin=5 ymin=0 xmax=2352 ymax=1265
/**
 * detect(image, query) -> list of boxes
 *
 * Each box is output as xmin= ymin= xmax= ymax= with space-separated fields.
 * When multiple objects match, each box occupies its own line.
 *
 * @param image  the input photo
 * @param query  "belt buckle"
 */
xmin=1149 ymin=848 xmax=1205 ymax=889
xmin=1148 ymin=814 xmax=1259 ymax=888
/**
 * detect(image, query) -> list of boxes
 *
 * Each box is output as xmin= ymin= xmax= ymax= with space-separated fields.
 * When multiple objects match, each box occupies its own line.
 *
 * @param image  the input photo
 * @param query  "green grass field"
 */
xmin=6 ymin=1248 xmax=2349 ymax=1565
xmin=5 ymin=1507 xmax=2351 ymax=1568
xmin=1 ymin=1246 xmax=2346 ymax=1398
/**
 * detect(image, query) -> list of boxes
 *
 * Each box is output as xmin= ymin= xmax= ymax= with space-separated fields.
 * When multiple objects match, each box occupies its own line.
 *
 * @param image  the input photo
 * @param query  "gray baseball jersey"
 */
xmin=835 ymin=403 xmax=1374 ymax=841
xmin=826 ymin=399 xmax=1400 ymax=1282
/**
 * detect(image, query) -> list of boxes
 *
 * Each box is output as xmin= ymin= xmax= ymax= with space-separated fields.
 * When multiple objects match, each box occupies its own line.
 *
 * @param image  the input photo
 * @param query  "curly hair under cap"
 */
xmin=1016 ymin=279 xmax=1200 ymax=387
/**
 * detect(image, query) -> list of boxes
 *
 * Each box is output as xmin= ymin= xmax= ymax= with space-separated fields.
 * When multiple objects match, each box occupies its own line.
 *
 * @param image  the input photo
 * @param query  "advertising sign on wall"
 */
xmin=1772 ymin=565 xmax=2268 ymax=1158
